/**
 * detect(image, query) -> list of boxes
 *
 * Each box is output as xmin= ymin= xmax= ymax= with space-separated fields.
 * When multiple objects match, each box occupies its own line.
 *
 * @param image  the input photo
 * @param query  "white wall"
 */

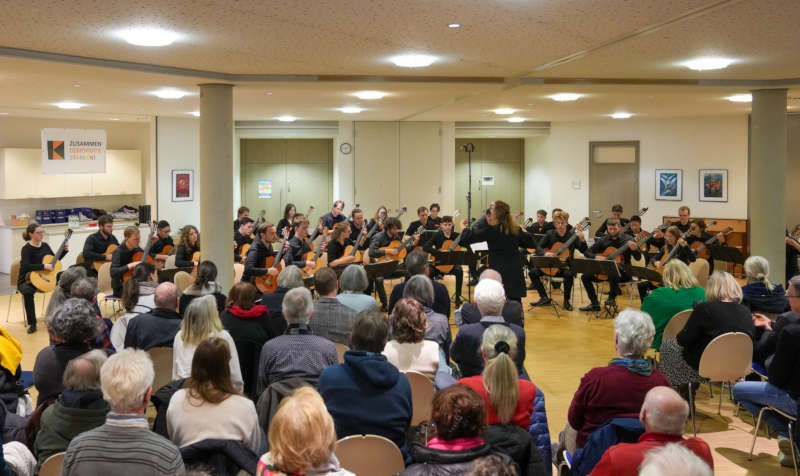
xmin=156 ymin=116 xmax=201 ymax=231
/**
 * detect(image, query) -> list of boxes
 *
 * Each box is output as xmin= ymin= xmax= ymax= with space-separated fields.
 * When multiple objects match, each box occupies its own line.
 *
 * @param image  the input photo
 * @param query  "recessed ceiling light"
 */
xmin=727 ymin=93 xmax=752 ymax=103
xmin=152 ymin=88 xmax=188 ymax=99
xmin=265 ymin=91 xmax=273 ymax=95
xmin=354 ymin=91 xmax=387 ymax=100
xmin=507 ymin=117 xmax=526 ymax=123
xmin=339 ymin=107 xmax=363 ymax=114
xmin=109 ymin=118 xmax=120 ymax=121
xmin=390 ymin=54 xmax=437 ymax=68
xmin=683 ymin=57 xmax=734 ymax=71
xmin=276 ymin=115 xmax=297 ymax=122
xmin=550 ymin=93 xmax=581 ymax=102
xmin=0 ymin=112 xmax=8 ymax=115
xmin=493 ymin=108 xmax=516 ymax=115
xmin=448 ymin=23 xmax=461 ymax=28
xmin=609 ymin=112 xmax=633 ymax=119
xmin=54 ymin=102 xmax=85 ymax=109
xmin=73 ymin=83 xmax=81 ymax=88
xmin=120 ymin=27 xmax=180 ymax=47
xmin=189 ymin=111 xmax=200 ymax=117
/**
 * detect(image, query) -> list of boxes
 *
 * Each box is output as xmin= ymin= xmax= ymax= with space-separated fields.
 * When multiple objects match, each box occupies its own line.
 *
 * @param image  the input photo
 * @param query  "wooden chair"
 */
xmin=689 ymin=259 xmax=710 ymax=288
xmin=6 ymin=260 xmax=20 ymax=322
xmin=96 ymin=262 xmax=123 ymax=315
xmin=164 ymin=254 xmax=177 ymax=270
xmin=39 ymin=451 xmax=66 ymax=476
xmin=233 ymin=263 xmax=244 ymax=284
xmin=334 ymin=342 xmax=349 ymax=364
xmin=147 ymin=346 xmax=174 ymax=393
xmin=75 ymin=252 xmax=85 ymax=265
xmin=405 ymin=371 xmax=435 ymax=426
xmin=335 ymin=434 xmax=405 ymax=476
xmin=173 ymin=271 xmax=194 ymax=296
xmin=661 ymin=310 xmax=693 ymax=344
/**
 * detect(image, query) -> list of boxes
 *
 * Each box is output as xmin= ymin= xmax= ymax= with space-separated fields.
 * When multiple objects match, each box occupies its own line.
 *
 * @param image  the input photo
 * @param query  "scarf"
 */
xmin=0 ymin=328 xmax=22 ymax=374
xmin=183 ymin=281 xmax=223 ymax=296
xmin=609 ymin=357 xmax=653 ymax=376
xmin=138 ymin=281 xmax=157 ymax=296
xmin=427 ymin=436 xmax=484 ymax=451
xmin=229 ymin=305 xmax=268 ymax=319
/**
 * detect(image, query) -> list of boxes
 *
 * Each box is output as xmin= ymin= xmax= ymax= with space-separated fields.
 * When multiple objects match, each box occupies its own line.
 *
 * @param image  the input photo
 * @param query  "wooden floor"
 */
xmin=0 ymin=276 xmax=794 ymax=475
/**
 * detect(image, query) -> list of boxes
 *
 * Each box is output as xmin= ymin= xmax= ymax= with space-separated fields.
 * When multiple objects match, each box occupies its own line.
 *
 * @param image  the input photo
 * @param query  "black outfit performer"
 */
xmin=529 ymin=228 xmax=588 ymax=310
xmin=321 ymin=212 xmax=346 ymax=230
xmin=110 ymin=243 xmax=141 ymax=298
xmin=636 ymin=242 xmax=695 ymax=299
xmin=149 ymin=235 xmax=174 ymax=260
xmin=594 ymin=217 xmax=630 ymax=237
xmin=175 ymin=244 xmax=199 ymax=269
xmin=287 ymin=235 xmax=313 ymax=268
xmin=242 ymin=239 xmax=278 ymax=283
xmin=233 ymin=230 xmax=253 ymax=264
xmin=326 ymin=239 xmax=346 ymax=264
xmin=19 ymin=241 xmax=67 ymax=331
xmin=650 ymin=220 xmax=691 ymax=248
xmin=424 ymin=227 xmax=464 ymax=303
xmin=526 ymin=221 xmax=554 ymax=235
xmin=82 ymin=230 xmax=118 ymax=277
xmin=580 ymin=232 xmax=641 ymax=310
xmin=367 ymin=229 xmax=397 ymax=309
xmin=276 ymin=218 xmax=296 ymax=239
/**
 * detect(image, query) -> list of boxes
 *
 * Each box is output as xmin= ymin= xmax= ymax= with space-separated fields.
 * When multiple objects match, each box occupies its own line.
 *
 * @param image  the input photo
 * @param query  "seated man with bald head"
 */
xmin=124 ymin=282 xmax=182 ymax=350
xmin=456 ymin=269 xmax=523 ymax=327
xmin=589 ymin=386 xmax=713 ymax=475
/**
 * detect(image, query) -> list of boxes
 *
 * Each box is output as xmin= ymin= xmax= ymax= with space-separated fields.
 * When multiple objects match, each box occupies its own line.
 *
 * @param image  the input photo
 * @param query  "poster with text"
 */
xmin=41 ymin=128 xmax=106 ymax=174
xmin=258 ymin=180 xmax=272 ymax=198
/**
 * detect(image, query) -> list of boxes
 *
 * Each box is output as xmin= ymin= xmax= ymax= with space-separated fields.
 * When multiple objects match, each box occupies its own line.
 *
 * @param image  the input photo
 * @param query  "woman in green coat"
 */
xmin=641 ymin=260 xmax=706 ymax=349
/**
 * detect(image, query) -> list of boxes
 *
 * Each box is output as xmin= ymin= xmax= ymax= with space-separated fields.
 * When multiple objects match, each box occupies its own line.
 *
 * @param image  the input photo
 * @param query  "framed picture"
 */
xmin=699 ymin=169 xmax=728 ymax=202
xmin=171 ymin=169 xmax=194 ymax=202
xmin=655 ymin=168 xmax=682 ymax=201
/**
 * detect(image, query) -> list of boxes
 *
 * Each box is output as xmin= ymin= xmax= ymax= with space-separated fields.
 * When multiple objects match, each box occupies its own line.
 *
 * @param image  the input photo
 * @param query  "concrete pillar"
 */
xmin=199 ymin=84 xmax=234 ymax=290
xmin=749 ymin=89 xmax=787 ymax=285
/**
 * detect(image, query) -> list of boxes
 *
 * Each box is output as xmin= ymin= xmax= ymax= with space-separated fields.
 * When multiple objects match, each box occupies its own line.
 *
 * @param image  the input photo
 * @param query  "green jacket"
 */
xmin=641 ymin=286 xmax=706 ymax=349
xmin=34 ymin=400 xmax=108 ymax=466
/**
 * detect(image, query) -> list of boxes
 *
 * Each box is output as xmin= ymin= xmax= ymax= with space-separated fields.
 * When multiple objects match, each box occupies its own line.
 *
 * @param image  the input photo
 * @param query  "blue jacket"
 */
xmin=528 ymin=387 xmax=553 ymax=476
xmin=570 ymin=417 xmax=645 ymax=476
xmin=318 ymin=351 xmax=413 ymax=459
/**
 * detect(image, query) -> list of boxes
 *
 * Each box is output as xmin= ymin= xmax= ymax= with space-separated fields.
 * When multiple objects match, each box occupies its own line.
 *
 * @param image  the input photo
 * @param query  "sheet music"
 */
xmin=470 ymin=241 xmax=488 ymax=252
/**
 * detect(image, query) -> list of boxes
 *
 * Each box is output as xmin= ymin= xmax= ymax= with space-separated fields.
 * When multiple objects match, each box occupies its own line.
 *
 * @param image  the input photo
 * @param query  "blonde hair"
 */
xmin=705 ymin=271 xmax=742 ymax=303
xmin=480 ymin=325 xmax=519 ymax=424
xmin=662 ymin=260 xmax=698 ymax=291
xmin=744 ymin=256 xmax=775 ymax=291
xmin=100 ymin=349 xmax=154 ymax=413
xmin=268 ymin=387 xmax=336 ymax=474
xmin=181 ymin=295 xmax=223 ymax=345
xmin=553 ymin=210 xmax=570 ymax=222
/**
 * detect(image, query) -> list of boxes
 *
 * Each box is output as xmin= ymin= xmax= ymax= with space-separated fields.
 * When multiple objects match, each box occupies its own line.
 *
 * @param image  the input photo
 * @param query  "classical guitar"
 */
xmin=430 ymin=211 xmax=462 ymax=273
xmin=343 ymin=222 xmax=368 ymax=264
xmin=652 ymin=223 xmax=716 ymax=271
xmin=29 ymin=229 xmax=72 ymax=293
xmin=93 ymin=243 xmax=118 ymax=271
xmin=375 ymin=225 xmax=423 ymax=263
xmin=124 ymin=222 xmax=157 ymax=282
xmin=190 ymin=251 xmax=202 ymax=276
xmin=691 ymin=225 xmax=732 ymax=260
xmin=254 ymin=228 xmax=290 ymax=293
xmin=147 ymin=243 xmax=174 ymax=270
xmin=309 ymin=203 xmax=359 ymax=250
xmin=302 ymin=232 xmax=328 ymax=278
xmin=540 ymin=218 xmax=590 ymax=276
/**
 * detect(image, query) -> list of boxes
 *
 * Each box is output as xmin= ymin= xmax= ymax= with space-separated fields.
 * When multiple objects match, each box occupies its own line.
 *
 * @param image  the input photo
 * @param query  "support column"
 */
xmin=199 ymin=83 xmax=234 ymax=290
xmin=749 ymin=89 xmax=787 ymax=285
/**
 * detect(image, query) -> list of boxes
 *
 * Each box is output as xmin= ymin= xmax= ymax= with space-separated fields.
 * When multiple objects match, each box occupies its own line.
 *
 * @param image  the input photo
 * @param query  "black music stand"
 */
xmin=158 ymin=267 xmax=194 ymax=283
xmin=571 ymin=258 xmax=624 ymax=319
xmin=529 ymin=256 xmax=569 ymax=318
xmin=431 ymin=251 xmax=475 ymax=304
xmin=365 ymin=261 xmax=400 ymax=303
xmin=623 ymin=264 xmax=663 ymax=285
xmin=710 ymin=246 xmax=746 ymax=276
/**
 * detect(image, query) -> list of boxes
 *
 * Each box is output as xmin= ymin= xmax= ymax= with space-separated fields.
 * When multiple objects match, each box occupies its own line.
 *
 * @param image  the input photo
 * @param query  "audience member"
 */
xmin=456 ymin=269 xmax=524 ymax=328
xmin=173 ymin=295 xmax=243 ymax=392
xmin=640 ymin=260 xmax=705 ymax=350
xmin=754 ymin=275 xmax=800 ymax=364
xmin=34 ymin=298 xmax=99 ymax=405
xmin=124 ymin=282 xmax=182 ymax=350
xmin=255 ymin=387 xmax=354 ymax=476
xmin=452 ymin=279 xmax=525 ymax=378
xmin=312 ymin=267 xmax=357 ymax=346
xmin=43 ymin=266 xmax=87 ymax=319
xmin=69 ymin=277 xmax=113 ymax=349
xmin=389 ymin=251 xmax=451 ymax=317
xmin=589 ymin=386 xmax=713 ymax=475
xmin=318 ymin=309 xmax=412 ymax=458
xmin=34 ymin=350 xmax=109 ymax=467
xmin=0 ymin=326 xmax=24 ymax=414
xmin=382 ymin=298 xmax=440 ymax=380
xmin=259 ymin=265 xmax=304 ymax=318
xmin=257 ymin=287 xmax=337 ymax=394
xmin=403 ymin=274 xmax=452 ymax=360
xmin=637 ymin=443 xmax=713 ymax=476
xmin=167 ymin=338 xmax=263 ymax=454
xmin=62 ymin=349 xmax=184 ymax=476
xmin=337 ymin=264 xmax=378 ymax=312
xmin=741 ymin=256 xmax=790 ymax=314
xmin=121 ymin=261 xmax=159 ymax=314
xmin=179 ymin=261 xmax=226 ymax=314
xmin=559 ymin=309 xmax=668 ymax=453
xmin=467 ymin=454 xmax=520 ymax=476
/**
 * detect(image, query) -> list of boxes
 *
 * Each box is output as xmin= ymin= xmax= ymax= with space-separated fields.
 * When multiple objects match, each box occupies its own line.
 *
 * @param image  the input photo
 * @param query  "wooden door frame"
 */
xmin=588 ymin=140 xmax=640 ymax=217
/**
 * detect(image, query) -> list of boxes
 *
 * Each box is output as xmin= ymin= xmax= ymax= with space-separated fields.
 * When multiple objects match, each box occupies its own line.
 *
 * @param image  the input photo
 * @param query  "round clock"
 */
xmin=339 ymin=142 xmax=353 ymax=155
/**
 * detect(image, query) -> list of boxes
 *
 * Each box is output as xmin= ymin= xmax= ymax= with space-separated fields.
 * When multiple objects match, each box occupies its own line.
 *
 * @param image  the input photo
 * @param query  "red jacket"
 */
xmin=458 ymin=376 xmax=536 ymax=429
xmin=589 ymin=432 xmax=714 ymax=475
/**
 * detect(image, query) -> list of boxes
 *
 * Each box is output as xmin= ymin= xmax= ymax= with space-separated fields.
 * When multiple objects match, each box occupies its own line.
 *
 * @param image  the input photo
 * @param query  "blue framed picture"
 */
xmin=655 ymin=169 xmax=682 ymax=201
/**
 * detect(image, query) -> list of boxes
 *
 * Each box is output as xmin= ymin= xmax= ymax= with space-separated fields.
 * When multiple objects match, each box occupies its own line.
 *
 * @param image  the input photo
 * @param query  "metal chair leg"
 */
xmin=789 ymin=421 xmax=798 ymax=475
xmin=749 ymin=406 xmax=769 ymax=460
xmin=718 ymin=382 xmax=724 ymax=415
xmin=689 ymin=381 xmax=697 ymax=436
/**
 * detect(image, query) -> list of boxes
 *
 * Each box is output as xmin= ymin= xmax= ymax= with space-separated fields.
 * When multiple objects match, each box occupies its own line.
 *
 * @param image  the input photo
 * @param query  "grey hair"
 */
xmin=277 ymin=265 xmax=304 ymax=289
xmin=705 ymin=271 xmax=743 ymax=303
xmin=641 ymin=387 xmax=689 ymax=435
xmin=479 ymin=268 xmax=503 ymax=284
xmin=70 ymin=277 xmax=98 ymax=302
xmin=614 ymin=308 xmax=655 ymax=357
xmin=403 ymin=275 xmax=434 ymax=307
xmin=474 ymin=279 xmax=505 ymax=316
xmin=481 ymin=324 xmax=518 ymax=360
xmin=340 ymin=264 xmax=369 ymax=293
xmin=100 ymin=349 xmax=155 ymax=413
xmin=405 ymin=251 xmax=428 ymax=276
xmin=45 ymin=266 xmax=87 ymax=319
xmin=62 ymin=349 xmax=107 ymax=391
xmin=638 ymin=443 xmax=712 ymax=476
xmin=282 ymin=286 xmax=314 ymax=324
xmin=744 ymin=255 xmax=775 ymax=291
xmin=46 ymin=298 xmax=100 ymax=343
xmin=790 ymin=275 xmax=800 ymax=297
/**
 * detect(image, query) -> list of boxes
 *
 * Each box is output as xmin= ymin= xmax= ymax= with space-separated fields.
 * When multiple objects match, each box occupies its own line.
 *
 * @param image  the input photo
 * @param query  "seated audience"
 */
xmin=637 ymin=443 xmax=713 ymax=476
xmin=62 ymin=349 xmax=184 ymax=476
xmin=382 ymin=298 xmax=440 ymax=380
xmin=403 ymin=274 xmax=452 ymax=361
xmin=754 ymin=275 xmax=800 ymax=365
xmin=179 ymin=261 xmax=226 ymax=314
xmin=456 ymin=269 xmax=524 ymax=328
xmin=452 ymin=279 xmax=526 ymax=378
xmin=389 ymin=251 xmax=451 ymax=317
xmin=34 ymin=298 xmax=99 ymax=405
xmin=35 ymin=350 xmax=110 ymax=468
xmin=319 ymin=309 xmax=412 ymax=458
xmin=259 ymin=265 xmax=304 ymax=318
xmin=559 ymin=309 xmax=668 ymax=453
xmin=43 ymin=266 xmax=87 ymax=319
xmin=401 ymin=385 xmax=493 ymax=475
xmin=467 ymin=454 xmax=521 ymax=476
xmin=69 ymin=278 xmax=113 ymax=350
xmin=640 ymin=260 xmax=705 ymax=350
xmin=337 ymin=264 xmax=378 ymax=313
xmin=741 ymin=256 xmax=790 ymax=314
xmin=312 ymin=267 xmax=357 ymax=346
xmin=124 ymin=282 xmax=182 ymax=350
xmin=257 ymin=287 xmax=337 ymax=394
xmin=167 ymin=337 xmax=263 ymax=454
xmin=121 ymin=261 xmax=159 ymax=314
xmin=659 ymin=271 xmax=757 ymax=391
xmin=256 ymin=387 xmax=354 ymax=476
xmin=172 ymin=295 xmax=243 ymax=392
xmin=589 ymin=386 xmax=713 ymax=475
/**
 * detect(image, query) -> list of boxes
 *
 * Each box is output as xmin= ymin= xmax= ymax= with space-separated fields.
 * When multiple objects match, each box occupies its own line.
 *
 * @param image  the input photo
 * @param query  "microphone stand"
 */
xmin=462 ymin=143 xmax=476 ymax=302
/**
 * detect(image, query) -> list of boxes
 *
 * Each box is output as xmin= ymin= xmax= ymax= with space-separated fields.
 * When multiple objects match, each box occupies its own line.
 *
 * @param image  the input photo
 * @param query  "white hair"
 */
xmin=614 ymin=308 xmax=655 ymax=357
xmin=278 ymin=265 xmax=305 ymax=289
xmin=744 ymin=255 xmax=775 ymax=291
xmin=479 ymin=268 xmax=502 ymax=284
xmin=282 ymin=286 xmax=314 ymax=324
xmin=474 ymin=279 xmax=505 ymax=317
xmin=100 ymin=349 xmax=154 ymax=413
xmin=641 ymin=387 xmax=689 ymax=435
xmin=638 ymin=443 xmax=712 ymax=476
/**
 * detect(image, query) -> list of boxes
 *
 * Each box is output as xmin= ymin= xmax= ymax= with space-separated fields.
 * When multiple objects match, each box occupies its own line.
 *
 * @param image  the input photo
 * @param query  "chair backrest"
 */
xmin=9 ymin=260 xmax=20 ymax=290
xmin=689 ymin=259 xmax=710 ymax=288
xmin=233 ymin=263 xmax=244 ymax=284
xmin=405 ymin=371 xmax=435 ymax=426
xmin=334 ymin=342 xmax=349 ymax=364
xmin=173 ymin=271 xmax=194 ymax=295
xmin=164 ymin=254 xmax=177 ymax=270
xmin=698 ymin=332 xmax=754 ymax=382
xmin=96 ymin=262 xmax=114 ymax=295
xmin=335 ymin=434 xmax=405 ymax=476
xmin=147 ymin=346 xmax=175 ymax=393
xmin=75 ymin=252 xmax=85 ymax=265
xmin=661 ymin=310 xmax=693 ymax=343
xmin=39 ymin=451 xmax=66 ymax=476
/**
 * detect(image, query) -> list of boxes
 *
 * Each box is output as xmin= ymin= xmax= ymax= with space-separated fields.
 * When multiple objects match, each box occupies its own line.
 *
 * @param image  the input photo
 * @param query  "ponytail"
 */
xmin=482 ymin=350 xmax=519 ymax=424
xmin=122 ymin=261 xmax=157 ymax=311
xmin=22 ymin=223 xmax=38 ymax=241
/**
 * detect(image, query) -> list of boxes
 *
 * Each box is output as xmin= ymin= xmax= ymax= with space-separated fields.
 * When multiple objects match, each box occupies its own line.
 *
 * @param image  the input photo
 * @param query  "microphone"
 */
xmin=462 ymin=143 xmax=475 ymax=153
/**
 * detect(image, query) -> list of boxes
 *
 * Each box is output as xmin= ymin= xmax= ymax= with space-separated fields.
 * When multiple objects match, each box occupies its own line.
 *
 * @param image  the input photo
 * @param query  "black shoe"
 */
xmin=605 ymin=298 xmax=617 ymax=308
xmin=527 ymin=282 xmax=537 ymax=290
xmin=563 ymin=301 xmax=573 ymax=311
xmin=530 ymin=297 xmax=552 ymax=307
xmin=27 ymin=325 xmax=36 ymax=334
xmin=380 ymin=305 xmax=389 ymax=313
xmin=579 ymin=303 xmax=601 ymax=312
xmin=468 ymin=278 xmax=478 ymax=286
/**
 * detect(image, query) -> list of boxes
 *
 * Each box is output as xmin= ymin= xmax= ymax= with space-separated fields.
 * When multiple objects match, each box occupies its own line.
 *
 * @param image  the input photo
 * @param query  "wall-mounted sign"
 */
xmin=41 ymin=128 xmax=106 ymax=174
xmin=258 ymin=180 xmax=272 ymax=198
xmin=481 ymin=176 xmax=495 ymax=186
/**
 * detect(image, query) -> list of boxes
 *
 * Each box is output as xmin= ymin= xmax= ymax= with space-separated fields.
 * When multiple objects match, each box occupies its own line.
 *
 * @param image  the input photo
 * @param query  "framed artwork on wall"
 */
xmin=171 ymin=169 xmax=194 ymax=202
xmin=655 ymin=168 xmax=682 ymax=201
xmin=699 ymin=168 xmax=728 ymax=202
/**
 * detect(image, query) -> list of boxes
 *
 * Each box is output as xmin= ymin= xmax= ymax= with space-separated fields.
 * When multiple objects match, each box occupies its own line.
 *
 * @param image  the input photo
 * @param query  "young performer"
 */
xmin=526 ymin=209 xmax=554 ymax=235
xmin=149 ymin=220 xmax=174 ymax=266
xmin=110 ymin=226 xmax=142 ymax=298
xmin=19 ymin=224 xmax=68 ymax=333
xmin=348 ymin=208 xmax=368 ymax=248
xmin=321 ymin=200 xmax=346 ymax=230
xmin=651 ymin=205 xmax=692 ymax=247
xmin=594 ymin=204 xmax=629 ymax=236
xmin=233 ymin=206 xmax=250 ymax=231
xmin=368 ymin=217 xmax=419 ymax=310
xmin=175 ymin=225 xmax=200 ymax=269
xmin=82 ymin=214 xmax=118 ymax=275
xmin=424 ymin=215 xmax=464 ymax=305
xmin=233 ymin=217 xmax=254 ymax=263
xmin=327 ymin=221 xmax=361 ymax=267
xmin=276 ymin=203 xmax=296 ymax=238
xmin=529 ymin=211 xmax=587 ymax=311
xmin=287 ymin=217 xmax=314 ymax=268
xmin=366 ymin=206 xmax=389 ymax=239
xmin=428 ymin=203 xmax=442 ymax=228
xmin=243 ymin=222 xmax=288 ymax=283
xmin=580 ymin=218 xmax=641 ymax=311
xmin=406 ymin=206 xmax=438 ymax=239
xmin=638 ymin=226 xmax=694 ymax=299
xmin=685 ymin=218 xmax=726 ymax=272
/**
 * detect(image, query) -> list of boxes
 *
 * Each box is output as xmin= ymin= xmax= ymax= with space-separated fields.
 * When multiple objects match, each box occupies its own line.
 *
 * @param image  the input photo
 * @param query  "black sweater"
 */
xmin=175 ymin=244 xmax=199 ymax=268
xmin=149 ymin=236 xmax=174 ymax=257
xmin=110 ymin=244 xmax=141 ymax=292
xmin=768 ymin=322 xmax=800 ymax=399
xmin=19 ymin=242 xmax=66 ymax=287
xmin=676 ymin=300 xmax=755 ymax=370
xmin=243 ymin=239 xmax=277 ymax=281
xmin=82 ymin=231 xmax=118 ymax=264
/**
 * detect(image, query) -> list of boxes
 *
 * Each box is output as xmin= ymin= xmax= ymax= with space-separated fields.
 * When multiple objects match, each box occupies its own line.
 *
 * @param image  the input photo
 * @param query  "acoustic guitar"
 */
xmin=344 ymin=222 xmax=368 ymax=264
xmin=540 ymin=218 xmax=590 ymax=276
xmin=190 ymin=251 xmax=202 ymax=276
xmin=691 ymin=225 xmax=732 ymax=260
xmin=93 ymin=243 xmax=118 ymax=271
xmin=147 ymin=244 xmax=174 ymax=270
xmin=308 ymin=203 xmax=359 ymax=251
xmin=124 ymin=222 xmax=157 ymax=282
xmin=375 ymin=225 xmax=424 ymax=263
xmin=29 ymin=229 xmax=72 ymax=293
xmin=302 ymin=233 xmax=328 ymax=277
xmin=430 ymin=211 xmax=462 ymax=273
xmin=254 ymin=228 xmax=290 ymax=293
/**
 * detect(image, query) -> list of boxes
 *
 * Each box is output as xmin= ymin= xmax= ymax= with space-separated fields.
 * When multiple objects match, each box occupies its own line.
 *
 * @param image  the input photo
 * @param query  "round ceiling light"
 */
xmin=120 ymin=27 xmax=180 ymax=47
xmin=390 ymin=54 xmax=437 ymax=68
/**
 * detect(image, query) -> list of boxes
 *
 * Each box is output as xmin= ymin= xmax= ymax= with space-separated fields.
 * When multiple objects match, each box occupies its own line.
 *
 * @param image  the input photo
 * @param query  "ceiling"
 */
xmin=0 ymin=0 xmax=798 ymax=122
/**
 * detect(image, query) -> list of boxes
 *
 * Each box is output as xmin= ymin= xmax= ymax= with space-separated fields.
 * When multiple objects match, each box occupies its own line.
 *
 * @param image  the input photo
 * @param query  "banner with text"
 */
xmin=41 ymin=128 xmax=107 ymax=174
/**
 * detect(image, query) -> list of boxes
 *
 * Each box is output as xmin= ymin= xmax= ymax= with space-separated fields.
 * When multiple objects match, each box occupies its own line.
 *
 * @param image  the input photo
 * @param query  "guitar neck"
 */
xmin=54 ymin=233 xmax=71 ymax=260
xmin=553 ymin=234 xmax=578 ymax=256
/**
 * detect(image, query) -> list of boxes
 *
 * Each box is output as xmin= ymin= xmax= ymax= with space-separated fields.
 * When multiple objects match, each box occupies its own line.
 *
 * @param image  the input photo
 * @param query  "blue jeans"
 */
xmin=734 ymin=381 xmax=798 ymax=437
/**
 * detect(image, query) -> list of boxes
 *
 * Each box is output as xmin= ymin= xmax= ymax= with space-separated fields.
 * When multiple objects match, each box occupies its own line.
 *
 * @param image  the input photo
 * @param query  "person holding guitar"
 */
xmin=287 ymin=217 xmax=315 ymax=268
xmin=82 ymin=214 xmax=118 ymax=276
xmin=243 ymin=222 xmax=288 ymax=284
xmin=276 ymin=203 xmax=297 ymax=238
xmin=637 ymin=225 xmax=695 ymax=299
xmin=406 ymin=206 xmax=437 ymax=250
xmin=327 ymin=222 xmax=360 ymax=267
xmin=176 ymin=225 xmax=201 ymax=270
xmin=428 ymin=203 xmax=442 ymax=228
xmin=233 ymin=217 xmax=255 ymax=263
xmin=321 ymin=200 xmax=347 ymax=231
xmin=347 ymin=208 xmax=368 ymax=248
xmin=368 ymin=217 xmax=418 ymax=311
xmin=580 ymin=218 xmax=641 ymax=311
xmin=594 ymin=204 xmax=629 ymax=237
xmin=529 ymin=211 xmax=588 ymax=311
xmin=110 ymin=226 xmax=142 ymax=298
xmin=233 ymin=206 xmax=250 ymax=231
xmin=526 ymin=209 xmax=554 ymax=235
xmin=367 ymin=206 xmax=389 ymax=237
xmin=651 ymin=205 xmax=693 ymax=248
xmin=148 ymin=220 xmax=174 ymax=267
xmin=19 ymin=223 xmax=69 ymax=333
xmin=424 ymin=215 xmax=464 ymax=305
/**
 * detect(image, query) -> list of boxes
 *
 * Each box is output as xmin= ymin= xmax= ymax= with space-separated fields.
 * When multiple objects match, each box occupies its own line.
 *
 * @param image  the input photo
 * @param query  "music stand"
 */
xmin=158 ymin=267 xmax=194 ymax=283
xmin=623 ymin=264 xmax=663 ymax=285
xmin=365 ymin=261 xmax=400 ymax=303
xmin=431 ymin=251 xmax=475 ymax=304
xmin=710 ymin=246 xmax=746 ymax=276
xmin=570 ymin=259 xmax=624 ymax=319
xmin=529 ymin=256 xmax=569 ymax=318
